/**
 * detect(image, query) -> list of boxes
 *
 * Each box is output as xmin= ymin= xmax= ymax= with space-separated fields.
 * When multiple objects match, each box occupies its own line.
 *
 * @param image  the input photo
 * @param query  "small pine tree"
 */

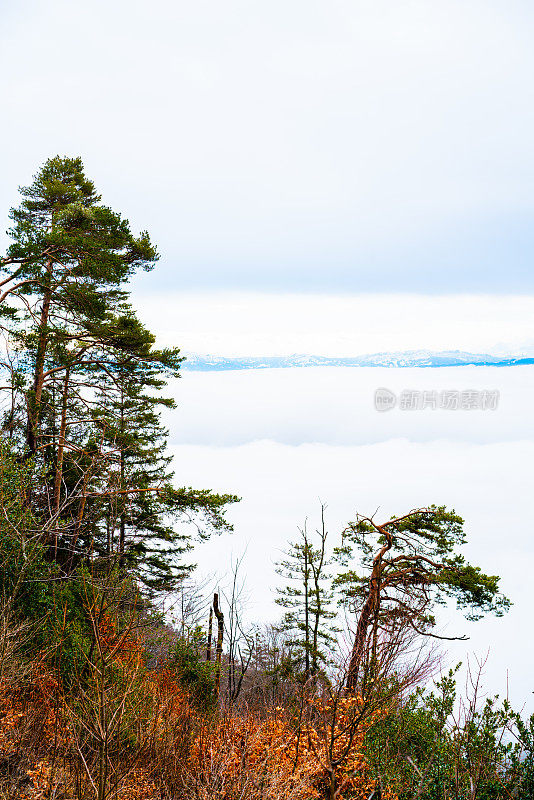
xmin=275 ymin=506 xmax=339 ymax=679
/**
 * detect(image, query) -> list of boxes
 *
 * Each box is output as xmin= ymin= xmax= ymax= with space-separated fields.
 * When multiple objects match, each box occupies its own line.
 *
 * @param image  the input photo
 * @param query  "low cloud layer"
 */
xmin=164 ymin=365 xmax=533 ymax=446
xmin=165 ymin=364 xmax=534 ymax=711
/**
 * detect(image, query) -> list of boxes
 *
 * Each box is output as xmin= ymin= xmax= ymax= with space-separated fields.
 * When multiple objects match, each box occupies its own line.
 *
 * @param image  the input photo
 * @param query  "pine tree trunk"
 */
xmin=118 ymin=393 xmax=126 ymax=567
xmin=345 ymin=593 xmax=377 ymax=691
xmin=370 ymin=576 xmax=381 ymax=678
xmin=67 ymin=471 xmax=89 ymax=571
xmin=119 ymin=514 xmax=126 ymax=568
xmin=106 ymin=517 xmax=111 ymax=559
xmin=346 ymin=525 xmax=393 ymax=692
xmin=27 ymin=261 xmax=52 ymax=453
xmin=53 ymin=364 xmax=70 ymax=517
xmin=312 ymin=560 xmax=322 ymax=676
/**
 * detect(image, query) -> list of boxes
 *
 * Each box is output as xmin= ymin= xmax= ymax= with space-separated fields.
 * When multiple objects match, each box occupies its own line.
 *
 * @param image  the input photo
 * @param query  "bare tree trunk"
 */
xmin=311 ymin=507 xmax=327 ymax=676
xmin=206 ymin=607 xmax=213 ymax=662
xmin=213 ymin=593 xmax=224 ymax=695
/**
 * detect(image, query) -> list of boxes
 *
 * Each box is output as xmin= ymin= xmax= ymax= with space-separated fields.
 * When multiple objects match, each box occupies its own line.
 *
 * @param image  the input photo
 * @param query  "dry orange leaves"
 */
xmin=189 ymin=695 xmax=397 ymax=800
xmin=0 ymin=650 xmax=397 ymax=800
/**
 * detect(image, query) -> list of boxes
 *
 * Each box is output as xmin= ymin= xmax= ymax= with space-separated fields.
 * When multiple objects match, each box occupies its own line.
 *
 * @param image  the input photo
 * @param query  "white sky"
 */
xmin=134 ymin=291 xmax=534 ymax=356
xmin=2 ymin=0 xmax=534 ymax=292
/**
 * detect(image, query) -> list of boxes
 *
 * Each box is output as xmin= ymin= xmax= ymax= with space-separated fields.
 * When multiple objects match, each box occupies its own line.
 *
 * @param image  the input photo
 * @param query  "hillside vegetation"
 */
xmin=0 ymin=157 xmax=531 ymax=800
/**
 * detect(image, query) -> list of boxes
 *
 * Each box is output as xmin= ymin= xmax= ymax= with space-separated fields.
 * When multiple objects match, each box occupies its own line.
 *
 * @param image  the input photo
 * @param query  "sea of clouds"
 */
xmin=165 ymin=364 xmax=534 ymax=713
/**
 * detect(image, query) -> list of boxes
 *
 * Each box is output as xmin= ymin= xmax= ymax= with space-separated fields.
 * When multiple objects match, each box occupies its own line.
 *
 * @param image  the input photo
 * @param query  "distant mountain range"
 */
xmin=183 ymin=350 xmax=534 ymax=371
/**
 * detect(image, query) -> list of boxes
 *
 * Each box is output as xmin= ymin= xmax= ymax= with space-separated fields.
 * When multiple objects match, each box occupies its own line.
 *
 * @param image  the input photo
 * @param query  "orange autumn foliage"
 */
xmin=0 ymin=617 xmax=397 ymax=799
xmin=187 ymin=694 xmax=397 ymax=800
xmin=0 ymin=666 xmax=396 ymax=800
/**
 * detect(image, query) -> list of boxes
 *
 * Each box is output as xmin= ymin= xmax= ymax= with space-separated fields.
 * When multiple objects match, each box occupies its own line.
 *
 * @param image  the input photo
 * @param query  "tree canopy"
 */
xmin=0 ymin=155 xmax=239 ymax=593
xmin=335 ymin=506 xmax=510 ymax=690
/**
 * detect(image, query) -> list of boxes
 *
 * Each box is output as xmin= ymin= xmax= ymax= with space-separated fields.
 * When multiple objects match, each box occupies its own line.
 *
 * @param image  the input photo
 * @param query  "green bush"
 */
xmin=170 ymin=628 xmax=217 ymax=711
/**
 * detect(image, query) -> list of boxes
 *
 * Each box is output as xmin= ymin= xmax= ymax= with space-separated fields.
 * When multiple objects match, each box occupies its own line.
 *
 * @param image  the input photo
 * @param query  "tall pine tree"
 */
xmin=0 ymin=155 xmax=157 ymax=456
xmin=0 ymin=156 xmax=238 ymax=589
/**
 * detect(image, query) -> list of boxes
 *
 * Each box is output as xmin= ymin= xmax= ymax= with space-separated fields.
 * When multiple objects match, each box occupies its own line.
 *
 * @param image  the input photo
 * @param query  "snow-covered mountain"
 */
xmin=183 ymin=350 xmax=534 ymax=371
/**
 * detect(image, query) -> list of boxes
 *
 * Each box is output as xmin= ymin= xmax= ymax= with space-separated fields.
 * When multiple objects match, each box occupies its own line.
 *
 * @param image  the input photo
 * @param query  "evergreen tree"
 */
xmin=0 ymin=155 xmax=157 ymax=456
xmin=335 ymin=506 xmax=511 ymax=691
xmin=0 ymin=156 xmax=239 ymax=587
xmin=275 ymin=507 xmax=339 ymax=679
xmin=89 ymin=313 xmax=238 ymax=592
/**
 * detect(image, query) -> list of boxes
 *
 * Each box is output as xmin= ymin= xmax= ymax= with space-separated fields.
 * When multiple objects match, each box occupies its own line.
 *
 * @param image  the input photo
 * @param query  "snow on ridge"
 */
xmin=182 ymin=350 xmax=534 ymax=371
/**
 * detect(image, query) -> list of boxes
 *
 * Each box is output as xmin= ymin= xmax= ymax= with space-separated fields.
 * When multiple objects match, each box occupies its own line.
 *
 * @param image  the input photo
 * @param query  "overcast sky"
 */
xmin=2 ymin=0 xmax=534 ymax=293
xmin=134 ymin=291 xmax=534 ymax=356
